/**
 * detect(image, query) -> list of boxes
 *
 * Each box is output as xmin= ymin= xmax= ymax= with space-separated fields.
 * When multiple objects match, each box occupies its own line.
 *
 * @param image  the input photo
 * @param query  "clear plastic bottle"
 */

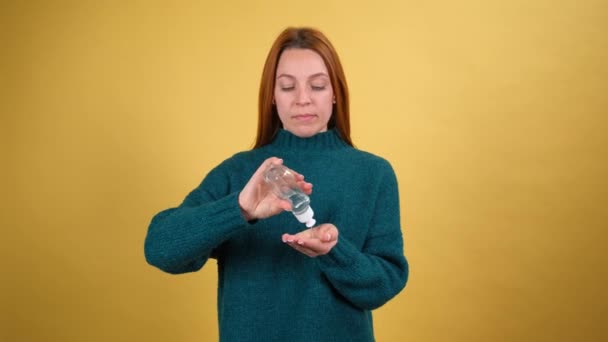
xmin=264 ymin=163 xmax=316 ymax=228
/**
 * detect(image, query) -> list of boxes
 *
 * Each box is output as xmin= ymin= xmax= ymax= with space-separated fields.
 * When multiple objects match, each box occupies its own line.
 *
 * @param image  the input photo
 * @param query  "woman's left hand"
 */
xmin=282 ymin=223 xmax=339 ymax=257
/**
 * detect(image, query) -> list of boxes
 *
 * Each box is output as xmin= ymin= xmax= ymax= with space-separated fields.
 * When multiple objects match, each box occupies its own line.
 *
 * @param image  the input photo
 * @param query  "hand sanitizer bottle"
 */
xmin=264 ymin=163 xmax=316 ymax=228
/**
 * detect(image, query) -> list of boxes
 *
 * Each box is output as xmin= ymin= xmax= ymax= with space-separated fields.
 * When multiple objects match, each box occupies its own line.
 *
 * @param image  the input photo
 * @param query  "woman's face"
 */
xmin=274 ymin=48 xmax=334 ymax=138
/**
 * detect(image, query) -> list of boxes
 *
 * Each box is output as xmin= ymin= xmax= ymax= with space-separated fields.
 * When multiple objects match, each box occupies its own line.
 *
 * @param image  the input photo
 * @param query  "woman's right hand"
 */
xmin=238 ymin=157 xmax=312 ymax=221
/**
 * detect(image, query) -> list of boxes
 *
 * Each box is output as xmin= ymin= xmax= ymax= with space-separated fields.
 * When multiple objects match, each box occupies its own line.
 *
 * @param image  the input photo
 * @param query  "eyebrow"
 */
xmin=276 ymin=72 xmax=329 ymax=80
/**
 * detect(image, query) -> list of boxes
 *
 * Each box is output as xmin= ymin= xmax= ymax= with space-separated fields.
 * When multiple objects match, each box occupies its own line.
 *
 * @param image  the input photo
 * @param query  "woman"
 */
xmin=145 ymin=27 xmax=409 ymax=342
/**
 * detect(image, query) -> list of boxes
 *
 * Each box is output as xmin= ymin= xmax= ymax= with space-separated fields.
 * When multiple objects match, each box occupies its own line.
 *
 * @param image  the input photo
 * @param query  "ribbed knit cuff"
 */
xmin=316 ymin=236 xmax=359 ymax=270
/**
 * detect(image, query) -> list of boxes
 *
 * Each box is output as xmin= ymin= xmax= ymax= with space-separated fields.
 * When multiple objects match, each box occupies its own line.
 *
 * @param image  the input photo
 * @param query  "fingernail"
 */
xmin=287 ymin=238 xmax=294 ymax=243
xmin=297 ymin=240 xmax=304 ymax=245
xmin=326 ymin=233 xmax=331 ymax=241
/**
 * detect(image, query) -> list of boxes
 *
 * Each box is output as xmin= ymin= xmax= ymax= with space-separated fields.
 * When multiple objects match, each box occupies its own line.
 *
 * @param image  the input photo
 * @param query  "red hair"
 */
xmin=254 ymin=27 xmax=353 ymax=148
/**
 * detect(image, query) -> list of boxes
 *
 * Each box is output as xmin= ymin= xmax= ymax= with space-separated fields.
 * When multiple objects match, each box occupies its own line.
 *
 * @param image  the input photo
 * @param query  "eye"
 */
xmin=280 ymin=86 xmax=295 ymax=91
xmin=311 ymin=85 xmax=326 ymax=91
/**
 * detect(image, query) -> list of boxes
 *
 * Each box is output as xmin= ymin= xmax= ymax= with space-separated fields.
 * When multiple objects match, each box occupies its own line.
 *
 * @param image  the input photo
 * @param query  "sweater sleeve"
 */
xmin=144 ymin=162 xmax=252 ymax=274
xmin=316 ymin=160 xmax=409 ymax=310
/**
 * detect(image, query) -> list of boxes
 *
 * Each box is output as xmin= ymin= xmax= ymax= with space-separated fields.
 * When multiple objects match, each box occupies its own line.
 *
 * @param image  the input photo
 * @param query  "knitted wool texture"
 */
xmin=145 ymin=129 xmax=409 ymax=342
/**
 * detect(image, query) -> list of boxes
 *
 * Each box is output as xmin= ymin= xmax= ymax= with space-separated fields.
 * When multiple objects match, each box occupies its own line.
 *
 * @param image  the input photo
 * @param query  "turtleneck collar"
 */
xmin=267 ymin=129 xmax=349 ymax=151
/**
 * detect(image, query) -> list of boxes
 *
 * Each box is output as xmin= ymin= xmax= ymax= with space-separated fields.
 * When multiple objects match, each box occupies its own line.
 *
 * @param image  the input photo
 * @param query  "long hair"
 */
xmin=254 ymin=27 xmax=353 ymax=148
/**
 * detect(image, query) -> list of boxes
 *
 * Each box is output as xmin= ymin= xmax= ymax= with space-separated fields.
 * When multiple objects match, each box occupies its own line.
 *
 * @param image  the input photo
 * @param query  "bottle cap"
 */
xmin=294 ymin=207 xmax=316 ymax=228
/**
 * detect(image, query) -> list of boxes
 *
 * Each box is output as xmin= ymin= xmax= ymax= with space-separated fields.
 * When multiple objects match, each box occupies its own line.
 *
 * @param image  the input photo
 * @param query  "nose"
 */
xmin=295 ymin=87 xmax=311 ymax=105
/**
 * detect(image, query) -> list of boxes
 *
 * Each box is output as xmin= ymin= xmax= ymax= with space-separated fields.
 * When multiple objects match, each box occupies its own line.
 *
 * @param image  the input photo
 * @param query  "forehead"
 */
xmin=276 ymin=48 xmax=328 ymax=77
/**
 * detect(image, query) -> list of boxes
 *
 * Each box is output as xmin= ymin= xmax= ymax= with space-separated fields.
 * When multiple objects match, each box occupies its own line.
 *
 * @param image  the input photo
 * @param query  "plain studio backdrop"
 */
xmin=1 ymin=1 xmax=606 ymax=341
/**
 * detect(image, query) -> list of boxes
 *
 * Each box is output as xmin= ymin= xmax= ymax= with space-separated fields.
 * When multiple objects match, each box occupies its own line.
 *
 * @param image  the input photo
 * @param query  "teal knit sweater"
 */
xmin=145 ymin=129 xmax=408 ymax=342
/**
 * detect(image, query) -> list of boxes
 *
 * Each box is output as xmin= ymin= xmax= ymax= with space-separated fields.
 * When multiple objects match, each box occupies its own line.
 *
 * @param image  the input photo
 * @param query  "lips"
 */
xmin=292 ymin=114 xmax=317 ymax=121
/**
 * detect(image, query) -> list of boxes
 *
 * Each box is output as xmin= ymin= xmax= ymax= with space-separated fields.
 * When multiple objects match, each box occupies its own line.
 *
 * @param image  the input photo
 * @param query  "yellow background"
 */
xmin=2 ymin=0 xmax=607 ymax=341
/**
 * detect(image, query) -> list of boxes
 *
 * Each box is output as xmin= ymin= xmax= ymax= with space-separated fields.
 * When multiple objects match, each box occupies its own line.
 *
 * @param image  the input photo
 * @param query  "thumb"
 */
xmin=311 ymin=224 xmax=335 ymax=242
xmin=277 ymin=199 xmax=292 ymax=211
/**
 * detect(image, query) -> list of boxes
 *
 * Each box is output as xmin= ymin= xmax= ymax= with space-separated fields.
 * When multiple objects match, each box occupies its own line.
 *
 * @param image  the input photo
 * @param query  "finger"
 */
xmin=290 ymin=170 xmax=313 ymax=188
xmin=246 ymin=157 xmax=283 ymax=191
xmin=296 ymin=181 xmax=313 ymax=195
xmin=290 ymin=169 xmax=305 ymax=180
xmin=322 ymin=224 xmax=339 ymax=242
xmin=283 ymin=234 xmax=319 ymax=255
xmin=279 ymin=166 xmax=313 ymax=194
xmin=255 ymin=157 xmax=283 ymax=178
xmin=282 ymin=233 xmax=294 ymax=243
xmin=282 ymin=233 xmax=305 ymax=244
xmin=242 ymin=157 xmax=283 ymax=197
xmin=308 ymin=225 xmax=331 ymax=242
xmin=286 ymin=241 xmax=316 ymax=257
xmin=300 ymin=181 xmax=313 ymax=190
xmin=294 ymin=237 xmax=326 ymax=253
xmin=277 ymin=199 xmax=292 ymax=211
